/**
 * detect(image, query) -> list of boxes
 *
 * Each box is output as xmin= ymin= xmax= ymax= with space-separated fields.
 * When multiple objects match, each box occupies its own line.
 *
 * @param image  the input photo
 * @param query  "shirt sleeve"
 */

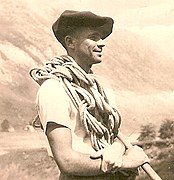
xmin=36 ymin=78 xmax=72 ymax=132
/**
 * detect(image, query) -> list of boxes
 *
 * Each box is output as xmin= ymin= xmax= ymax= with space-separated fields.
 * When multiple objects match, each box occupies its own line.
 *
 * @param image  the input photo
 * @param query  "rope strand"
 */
xmin=30 ymin=55 xmax=121 ymax=150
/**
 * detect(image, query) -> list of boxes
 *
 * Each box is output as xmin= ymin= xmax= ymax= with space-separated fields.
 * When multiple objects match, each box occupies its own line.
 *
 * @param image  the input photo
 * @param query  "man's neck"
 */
xmin=68 ymin=54 xmax=92 ymax=73
xmin=76 ymin=60 xmax=92 ymax=73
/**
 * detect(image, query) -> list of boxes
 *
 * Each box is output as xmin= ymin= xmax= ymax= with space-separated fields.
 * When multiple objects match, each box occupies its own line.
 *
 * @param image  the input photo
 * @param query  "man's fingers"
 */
xmin=101 ymin=159 xmax=115 ymax=172
xmin=100 ymin=161 xmax=109 ymax=172
xmin=101 ymin=157 xmax=123 ymax=173
xmin=122 ymin=145 xmax=150 ymax=169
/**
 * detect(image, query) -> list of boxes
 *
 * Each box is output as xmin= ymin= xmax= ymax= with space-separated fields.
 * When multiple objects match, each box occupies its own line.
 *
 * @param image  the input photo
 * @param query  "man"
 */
xmin=30 ymin=10 xmax=149 ymax=179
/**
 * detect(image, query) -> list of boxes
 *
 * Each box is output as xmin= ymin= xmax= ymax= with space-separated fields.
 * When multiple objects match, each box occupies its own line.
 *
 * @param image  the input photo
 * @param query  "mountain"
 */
xmin=1 ymin=0 xmax=174 ymax=134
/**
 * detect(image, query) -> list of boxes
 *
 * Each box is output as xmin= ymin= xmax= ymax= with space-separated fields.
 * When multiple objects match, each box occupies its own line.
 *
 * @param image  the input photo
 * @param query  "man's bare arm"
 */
xmin=46 ymin=124 xmax=104 ymax=176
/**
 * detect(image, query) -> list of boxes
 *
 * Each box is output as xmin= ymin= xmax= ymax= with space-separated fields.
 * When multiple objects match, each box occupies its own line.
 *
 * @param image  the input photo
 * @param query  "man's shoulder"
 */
xmin=38 ymin=78 xmax=65 ymax=95
xmin=40 ymin=78 xmax=60 ymax=87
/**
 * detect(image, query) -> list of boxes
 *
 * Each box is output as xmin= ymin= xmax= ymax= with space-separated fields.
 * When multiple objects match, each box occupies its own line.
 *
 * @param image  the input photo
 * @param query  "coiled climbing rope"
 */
xmin=30 ymin=55 xmax=121 ymax=151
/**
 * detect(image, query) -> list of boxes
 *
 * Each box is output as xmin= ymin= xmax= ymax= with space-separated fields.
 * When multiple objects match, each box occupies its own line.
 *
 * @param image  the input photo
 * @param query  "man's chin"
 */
xmin=94 ymin=56 xmax=102 ymax=63
xmin=93 ymin=59 xmax=102 ymax=65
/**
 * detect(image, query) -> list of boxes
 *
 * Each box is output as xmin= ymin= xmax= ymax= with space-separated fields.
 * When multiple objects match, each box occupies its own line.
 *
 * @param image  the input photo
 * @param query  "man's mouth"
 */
xmin=94 ymin=52 xmax=102 ymax=57
xmin=94 ymin=49 xmax=102 ymax=52
xmin=94 ymin=50 xmax=102 ymax=56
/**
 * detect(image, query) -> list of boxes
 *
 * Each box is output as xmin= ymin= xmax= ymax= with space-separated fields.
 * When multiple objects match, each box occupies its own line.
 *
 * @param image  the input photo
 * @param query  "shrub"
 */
xmin=138 ymin=123 xmax=156 ymax=142
xmin=158 ymin=119 xmax=174 ymax=139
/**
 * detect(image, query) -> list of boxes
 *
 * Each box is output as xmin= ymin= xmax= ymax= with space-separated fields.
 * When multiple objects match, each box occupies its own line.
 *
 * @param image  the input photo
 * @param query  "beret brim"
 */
xmin=52 ymin=10 xmax=114 ymax=44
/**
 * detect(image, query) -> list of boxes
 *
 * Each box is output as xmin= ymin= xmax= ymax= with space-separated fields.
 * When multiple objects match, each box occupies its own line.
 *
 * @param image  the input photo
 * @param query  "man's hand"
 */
xmin=90 ymin=143 xmax=149 ymax=173
xmin=121 ymin=145 xmax=149 ymax=169
xmin=90 ymin=141 xmax=125 ymax=173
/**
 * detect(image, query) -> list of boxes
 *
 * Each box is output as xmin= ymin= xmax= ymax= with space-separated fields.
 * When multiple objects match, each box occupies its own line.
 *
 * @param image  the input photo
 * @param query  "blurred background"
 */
xmin=0 ymin=0 xmax=174 ymax=179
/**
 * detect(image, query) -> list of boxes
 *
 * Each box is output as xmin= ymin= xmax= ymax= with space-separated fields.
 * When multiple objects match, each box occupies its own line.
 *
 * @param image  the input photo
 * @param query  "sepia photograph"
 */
xmin=0 ymin=0 xmax=174 ymax=179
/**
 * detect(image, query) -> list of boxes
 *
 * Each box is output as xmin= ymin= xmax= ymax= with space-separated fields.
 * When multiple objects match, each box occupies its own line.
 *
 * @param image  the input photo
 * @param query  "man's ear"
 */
xmin=64 ymin=35 xmax=75 ymax=49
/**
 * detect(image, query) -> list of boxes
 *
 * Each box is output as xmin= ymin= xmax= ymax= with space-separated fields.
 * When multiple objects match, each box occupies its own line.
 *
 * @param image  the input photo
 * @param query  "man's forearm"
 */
xmin=52 ymin=149 xmax=104 ymax=176
xmin=47 ymin=126 xmax=104 ymax=176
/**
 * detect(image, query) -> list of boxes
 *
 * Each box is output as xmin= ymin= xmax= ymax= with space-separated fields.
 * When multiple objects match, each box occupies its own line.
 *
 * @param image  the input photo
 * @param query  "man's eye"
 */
xmin=89 ymin=35 xmax=100 ymax=41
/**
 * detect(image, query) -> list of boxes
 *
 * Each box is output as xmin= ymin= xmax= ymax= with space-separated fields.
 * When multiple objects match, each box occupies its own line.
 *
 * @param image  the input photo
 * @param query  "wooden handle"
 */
xmin=142 ymin=163 xmax=162 ymax=180
xmin=117 ymin=132 xmax=162 ymax=180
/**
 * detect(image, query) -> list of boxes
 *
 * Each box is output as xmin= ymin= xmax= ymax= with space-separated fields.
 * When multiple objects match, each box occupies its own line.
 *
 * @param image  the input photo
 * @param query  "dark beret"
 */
xmin=52 ymin=10 xmax=114 ymax=46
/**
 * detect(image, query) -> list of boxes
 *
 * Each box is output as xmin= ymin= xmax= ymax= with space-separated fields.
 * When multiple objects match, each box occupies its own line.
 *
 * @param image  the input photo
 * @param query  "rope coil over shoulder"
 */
xmin=30 ymin=55 xmax=121 ymax=151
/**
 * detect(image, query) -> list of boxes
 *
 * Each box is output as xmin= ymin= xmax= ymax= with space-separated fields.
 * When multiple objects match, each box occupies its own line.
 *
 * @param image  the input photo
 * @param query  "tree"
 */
xmin=159 ymin=119 xmax=174 ymax=139
xmin=138 ymin=123 xmax=156 ymax=142
xmin=1 ymin=119 xmax=15 ymax=132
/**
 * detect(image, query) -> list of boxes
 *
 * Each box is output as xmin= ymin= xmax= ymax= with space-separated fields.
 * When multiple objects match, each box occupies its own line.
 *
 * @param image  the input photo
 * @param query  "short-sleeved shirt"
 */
xmin=36 ymin=78 xmax=131 ymax=180
xmin=37 ymin=78 xmax=96 ymax=154
xmin=37 ymin=77 xmax=117 ymax=154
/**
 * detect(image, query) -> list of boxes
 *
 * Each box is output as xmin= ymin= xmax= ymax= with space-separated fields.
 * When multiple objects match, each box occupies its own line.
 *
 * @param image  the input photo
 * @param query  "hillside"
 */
xmin=1 ymin=0 xmax=174 ymax=133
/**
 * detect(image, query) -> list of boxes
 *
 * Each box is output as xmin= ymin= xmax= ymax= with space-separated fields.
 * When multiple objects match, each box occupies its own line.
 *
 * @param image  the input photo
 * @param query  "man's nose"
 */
xmin=97 ymin=39 xmax=105 ymax=48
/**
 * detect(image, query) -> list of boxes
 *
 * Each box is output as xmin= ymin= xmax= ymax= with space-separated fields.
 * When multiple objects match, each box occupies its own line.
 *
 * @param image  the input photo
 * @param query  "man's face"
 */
xmin=73 ymin=27 xmax=105 ymax=67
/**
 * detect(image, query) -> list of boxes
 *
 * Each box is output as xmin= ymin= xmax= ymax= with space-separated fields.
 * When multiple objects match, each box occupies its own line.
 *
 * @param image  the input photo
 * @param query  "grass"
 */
xmin=0 ymin=148 xmax=59 ymax=180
